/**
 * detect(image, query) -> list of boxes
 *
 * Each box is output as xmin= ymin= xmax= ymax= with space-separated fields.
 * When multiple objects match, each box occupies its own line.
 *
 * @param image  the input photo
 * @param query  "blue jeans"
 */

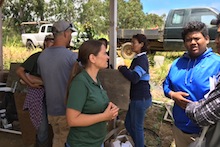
xmin=125 ymin=98 xmax=152 ymax=147
xmin=37 ymin=102 xmax=48 ymax=143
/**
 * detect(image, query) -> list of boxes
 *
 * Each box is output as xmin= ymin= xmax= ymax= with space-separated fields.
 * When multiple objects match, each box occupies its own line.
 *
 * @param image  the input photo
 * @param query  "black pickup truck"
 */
xmin=118 ymin=7 xmax=220 ymax=58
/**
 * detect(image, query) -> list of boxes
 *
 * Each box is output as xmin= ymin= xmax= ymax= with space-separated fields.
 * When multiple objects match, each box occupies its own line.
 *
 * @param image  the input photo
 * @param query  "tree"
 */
xmin=45 ymin=0 xmax=80 ymax=23
xmin=2 ymin=0 xmax=47 ymax=33
xmin=145 ymin=13 xmax=165 ymax=29
xmin=78 ymin=0 xmax=109 ymax=35
xmin=117 ymin=0 xmax=146 ymax=29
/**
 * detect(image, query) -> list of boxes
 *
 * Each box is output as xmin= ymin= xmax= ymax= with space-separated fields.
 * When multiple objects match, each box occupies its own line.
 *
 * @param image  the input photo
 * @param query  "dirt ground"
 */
xmin=0 ymin=131 xmax=25 ymax=147
xmin=145 ymin=104 xmax=173 ymax=147
xmin=148 ymin=82 xmax=174 ymax=147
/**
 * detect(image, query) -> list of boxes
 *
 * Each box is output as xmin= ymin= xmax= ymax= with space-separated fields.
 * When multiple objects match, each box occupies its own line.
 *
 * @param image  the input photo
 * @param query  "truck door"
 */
xmin=35 ymin=25 xmax=46 ymax=47
xmin=164 ymin=9 xmax=187 ymax=51
xmin=36 ymin=25 xmax=52 ymax=47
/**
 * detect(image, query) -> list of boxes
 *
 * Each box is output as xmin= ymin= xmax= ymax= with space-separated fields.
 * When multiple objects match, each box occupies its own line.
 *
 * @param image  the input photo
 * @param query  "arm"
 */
xmin=66 ymin=102 xmax=119 ymax=127
xmin=186 ymin=82 xmax=220 ymax=126
xmin=163 ymin=69 xmax=191 ymax=109
xmin=169 ymin=91 xmax=191 ymax=109
xmin=26 ymin=74 xmax=43 ymax=85
xmin=16 ymin=66 xmax=42 ymax=88
xmin=118 ymin=65 xmax=142 ymax=84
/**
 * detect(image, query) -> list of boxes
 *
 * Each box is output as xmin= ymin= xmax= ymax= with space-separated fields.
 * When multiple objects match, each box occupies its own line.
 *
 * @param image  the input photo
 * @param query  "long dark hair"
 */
xmin=66 ymin=40 xmax=103 ymax=101
xmin=132 ymin=34 xmax=149 ymax=53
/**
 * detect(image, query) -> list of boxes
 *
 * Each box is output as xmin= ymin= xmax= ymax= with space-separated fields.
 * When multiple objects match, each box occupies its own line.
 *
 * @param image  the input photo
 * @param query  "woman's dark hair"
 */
xmin=98 ymin=38 xmax=108 ymax=48
xmin=182 ymin=21 xmax=209 ymax=41
xmin=66 ymin=40 xmax=103 ymax=101
xmin=132 ymin=34 xmax=149 ymax=53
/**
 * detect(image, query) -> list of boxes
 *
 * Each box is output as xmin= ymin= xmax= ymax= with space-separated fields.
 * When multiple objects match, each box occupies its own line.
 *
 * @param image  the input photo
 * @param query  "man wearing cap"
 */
xmin=185 ymin=14 xmax=220 ymax=147
xmin=16 ymin=34 xmax=54 ymax=147
xmin=38 ymin=20 xmax=77 ymax=147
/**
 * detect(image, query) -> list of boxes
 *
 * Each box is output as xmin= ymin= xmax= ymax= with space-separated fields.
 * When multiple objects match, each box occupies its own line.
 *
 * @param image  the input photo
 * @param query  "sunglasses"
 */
xmin=64 ymin=23 xmax=73 ymax=32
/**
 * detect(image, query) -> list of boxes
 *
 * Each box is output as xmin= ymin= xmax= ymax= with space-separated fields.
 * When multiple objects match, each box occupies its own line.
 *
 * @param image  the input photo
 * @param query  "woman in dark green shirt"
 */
xmin=66 ymin=40 xmax=119 ymax=147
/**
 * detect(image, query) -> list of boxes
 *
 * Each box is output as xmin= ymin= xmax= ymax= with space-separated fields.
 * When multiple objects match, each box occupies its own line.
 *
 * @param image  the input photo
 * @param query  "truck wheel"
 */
xmin=121 ymin=42 xmax=136 ymax=59
xmin=26 ymin=40 xmax=35 ymax=50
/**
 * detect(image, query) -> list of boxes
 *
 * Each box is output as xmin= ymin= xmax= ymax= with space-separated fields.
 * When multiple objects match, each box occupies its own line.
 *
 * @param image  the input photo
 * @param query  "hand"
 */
xmin=20 ymin=79 xmax=26 ymax=85
xmin=103 ymin=102 xmax=119 ymax=121
xmin=118 ymin=65 xmax=127 ymax=70
xmin=170 ymin=91 xmax=192 ymax=109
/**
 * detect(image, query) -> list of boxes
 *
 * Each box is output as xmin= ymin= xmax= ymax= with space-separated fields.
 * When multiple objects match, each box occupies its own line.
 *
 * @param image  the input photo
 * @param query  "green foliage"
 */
xmin=145 ymin=13 xmax=166 ymax=29
xmin=72 ymin=22 xmax=96 ymax=50
xmin=2 ymin=0 xmax=44 ymax=33
xmin=46 ymin=0 xmax=79 ymax=22
xmin=2 ymin=28 xmax=23 ymax=47
xmin=118 ymin=0 xmax=146 ymax=29
xmin=79 ymin=0 xmax=109 ymax=35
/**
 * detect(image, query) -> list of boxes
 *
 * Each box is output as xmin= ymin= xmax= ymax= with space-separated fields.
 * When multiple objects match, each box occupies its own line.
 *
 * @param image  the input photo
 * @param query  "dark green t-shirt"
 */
xmin=21 ymin=51 xmax=41 ymax=76
xmin=67 ymin=70 xmax=109 ymax=147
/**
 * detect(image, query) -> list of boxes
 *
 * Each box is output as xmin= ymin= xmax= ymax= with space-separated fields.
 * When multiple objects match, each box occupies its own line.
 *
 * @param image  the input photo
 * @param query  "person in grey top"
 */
xmin=38 ymin=20 xmax=77 ymax=147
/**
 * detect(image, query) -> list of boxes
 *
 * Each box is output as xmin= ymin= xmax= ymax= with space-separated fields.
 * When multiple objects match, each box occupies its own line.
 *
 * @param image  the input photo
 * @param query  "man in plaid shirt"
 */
xmin=186 ymin=77 xmax=220 ymax=126
xmin=185 ymin=13 xmax=220 ymax=147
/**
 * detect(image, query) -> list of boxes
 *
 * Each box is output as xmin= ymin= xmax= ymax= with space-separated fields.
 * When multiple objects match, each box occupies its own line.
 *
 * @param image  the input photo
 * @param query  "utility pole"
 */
xmin=109 ymin=0 xmax=117 ymax=69
xmin=0 ymin=0 xmax=4 ymax=82
xmin=0 ymin=0 xmax=4 ymax=73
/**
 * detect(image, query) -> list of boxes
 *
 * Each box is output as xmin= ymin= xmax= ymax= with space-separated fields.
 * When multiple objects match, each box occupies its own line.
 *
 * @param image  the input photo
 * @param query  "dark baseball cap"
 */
xmin=52 ymin=20 xmax=77 ymax=34
xmin=210 ymin=13 xmax=220 ymax=25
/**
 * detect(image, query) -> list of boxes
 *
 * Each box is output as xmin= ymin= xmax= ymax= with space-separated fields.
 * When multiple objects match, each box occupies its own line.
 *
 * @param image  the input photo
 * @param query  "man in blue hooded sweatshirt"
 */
xmin=163 ymin=21 xmax=220 ymax=147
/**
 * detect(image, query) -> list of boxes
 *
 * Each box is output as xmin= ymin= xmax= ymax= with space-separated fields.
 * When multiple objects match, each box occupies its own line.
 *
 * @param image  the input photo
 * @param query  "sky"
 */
xmin=140 ymin=0 xmax=220 ymax=16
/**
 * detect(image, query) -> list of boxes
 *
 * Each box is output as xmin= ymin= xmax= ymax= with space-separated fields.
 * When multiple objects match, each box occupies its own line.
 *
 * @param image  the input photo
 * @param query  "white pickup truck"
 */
xmin=21 ymin=23 xmax=77 ymax=49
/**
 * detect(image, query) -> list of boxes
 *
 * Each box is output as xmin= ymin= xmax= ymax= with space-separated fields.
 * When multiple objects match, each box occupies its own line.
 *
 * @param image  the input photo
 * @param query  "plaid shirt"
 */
xmin=23 ymin=86 xmax=45 ymax=129
xmin=186 ymin=81 xmax=220 ymax=126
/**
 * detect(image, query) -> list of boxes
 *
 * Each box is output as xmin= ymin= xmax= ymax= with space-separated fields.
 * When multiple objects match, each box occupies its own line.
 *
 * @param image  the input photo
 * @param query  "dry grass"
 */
xmin=3 ymin=46 xmax=41 ymax=70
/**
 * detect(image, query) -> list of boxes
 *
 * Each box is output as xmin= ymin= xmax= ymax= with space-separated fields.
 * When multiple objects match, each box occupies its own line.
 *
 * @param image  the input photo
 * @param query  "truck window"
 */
xmin=189 ymin=9 xmax=217 ymax=27
xmin=47 ymin=26 xmax=52 ymax=33
xmin=41 ymin=26 xmax=46 ymax=33
xmin=172 ymin=10 xmax=184 ymax=24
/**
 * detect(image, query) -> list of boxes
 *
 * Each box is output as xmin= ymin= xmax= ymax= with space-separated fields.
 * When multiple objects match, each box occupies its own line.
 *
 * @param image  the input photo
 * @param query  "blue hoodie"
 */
xmin=163 ymin=48 xmax=220 ymax=134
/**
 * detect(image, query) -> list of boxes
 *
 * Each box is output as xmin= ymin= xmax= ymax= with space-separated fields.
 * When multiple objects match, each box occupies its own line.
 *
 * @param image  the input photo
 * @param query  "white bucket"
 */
xmin=153 ymin=55 xmax=165 ymax=68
